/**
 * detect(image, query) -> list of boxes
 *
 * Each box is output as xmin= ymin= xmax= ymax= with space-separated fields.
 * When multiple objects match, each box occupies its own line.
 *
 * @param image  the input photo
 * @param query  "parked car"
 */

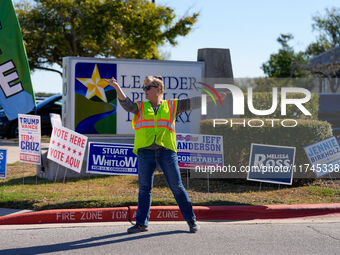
xmin=0 ymin=94 xmax=62 ymax=138
xmin=318 ymin=93 xmax=340 ymax=135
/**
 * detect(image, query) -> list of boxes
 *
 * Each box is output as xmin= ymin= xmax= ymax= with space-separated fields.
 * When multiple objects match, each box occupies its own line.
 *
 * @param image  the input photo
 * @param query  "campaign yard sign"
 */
xmin=0 ymin=149 xmax=7 ymax=179
xmin=247 ymin=143 xmax=296 ymax=185
xmin=50 ymin=113 xmax=62 ymax=128
xmin=18 ymin=114 xmax=41 ymax=164
xmin=304 ymin=136 xmax=340 ymax=178
xmin=87 ymin=142 xmax=137 ymax=176
xmin=47 ymin=126 xmax=88 ymax=173
xmin=176 ymin=133 xmax=224 ymax=169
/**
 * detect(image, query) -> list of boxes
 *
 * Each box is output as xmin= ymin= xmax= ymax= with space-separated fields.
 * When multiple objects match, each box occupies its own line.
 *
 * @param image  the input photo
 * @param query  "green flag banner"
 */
xmin=0 ymin=0 xmax=35 ymax=120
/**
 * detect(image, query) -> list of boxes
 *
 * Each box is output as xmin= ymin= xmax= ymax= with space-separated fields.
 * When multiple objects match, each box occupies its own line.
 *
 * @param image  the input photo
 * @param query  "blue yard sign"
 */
xmin=87 ymin=142 xmax=138 ymax=176
xmin=0 ymin=149 xmax=7 ymax=179
xmin=247 ymin=143 xmax=296 ymax=185
xmin=176 ymin=133 xmax=224 ymax=169
xmin=304 ymin=136 xmax=340 ymax=178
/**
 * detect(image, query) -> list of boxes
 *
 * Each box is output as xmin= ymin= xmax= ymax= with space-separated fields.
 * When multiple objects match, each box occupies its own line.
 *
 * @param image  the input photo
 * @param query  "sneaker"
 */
xmin=187 ymin=219 xmax=200 ymax=233
xmin=127 ymin=223 xmax=149 ymax=234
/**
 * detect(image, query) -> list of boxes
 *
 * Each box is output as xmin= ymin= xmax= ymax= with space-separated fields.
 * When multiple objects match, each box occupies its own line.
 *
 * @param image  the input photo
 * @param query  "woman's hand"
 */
xmin=104 ymin=77 xmax=127 ymax=101
xmin=105 ymin=77 xmax=119 ymax=88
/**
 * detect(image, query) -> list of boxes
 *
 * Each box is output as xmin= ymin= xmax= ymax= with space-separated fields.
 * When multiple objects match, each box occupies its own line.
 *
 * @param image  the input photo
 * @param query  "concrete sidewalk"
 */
xmin=0 ymin=204 xmax=340 ymax=225
xmin=0 ymin=140 xmax=19 ymax=164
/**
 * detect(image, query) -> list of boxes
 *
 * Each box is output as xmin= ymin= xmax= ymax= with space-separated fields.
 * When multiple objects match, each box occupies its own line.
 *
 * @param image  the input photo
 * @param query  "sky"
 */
xmin=28 ymin=0 xmax=339 ymax=93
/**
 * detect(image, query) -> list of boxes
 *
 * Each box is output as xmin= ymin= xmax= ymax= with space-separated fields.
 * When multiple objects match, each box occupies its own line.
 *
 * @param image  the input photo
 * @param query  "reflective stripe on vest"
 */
xmin=134 ymin=100 xmax=176 ymax=131
xmin=136 ymin=101 xmax=143 ymax=123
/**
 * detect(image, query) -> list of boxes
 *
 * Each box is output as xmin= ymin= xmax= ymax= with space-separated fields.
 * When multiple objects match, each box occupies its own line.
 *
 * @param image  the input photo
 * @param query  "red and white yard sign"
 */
xmin=18 ymin=114 xmax=41 ymax=165
xmin=47 ymin=126 xmax=88 ymax=173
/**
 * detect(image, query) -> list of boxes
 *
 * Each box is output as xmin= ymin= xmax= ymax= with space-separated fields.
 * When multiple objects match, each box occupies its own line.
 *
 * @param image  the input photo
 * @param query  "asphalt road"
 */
xmin=0 ymin=217 xmax=339 ymax=255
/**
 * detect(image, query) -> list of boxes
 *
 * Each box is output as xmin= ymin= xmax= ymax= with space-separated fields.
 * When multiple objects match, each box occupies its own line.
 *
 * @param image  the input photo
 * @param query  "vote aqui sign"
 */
xmin=18 ymin=114 xmax=41 ymax=164
xmin=47 ymin=126 xmax=88 ymax=173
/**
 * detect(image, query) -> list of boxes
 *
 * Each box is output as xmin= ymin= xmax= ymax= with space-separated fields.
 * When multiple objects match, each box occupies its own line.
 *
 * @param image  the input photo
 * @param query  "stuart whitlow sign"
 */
xmin=47 ymin=126 xmax=88 ymax=173
xmin=87 ymin=142 xmax=137 ymax=176
xmin=247 ymin=143 xmax=296 ymax=185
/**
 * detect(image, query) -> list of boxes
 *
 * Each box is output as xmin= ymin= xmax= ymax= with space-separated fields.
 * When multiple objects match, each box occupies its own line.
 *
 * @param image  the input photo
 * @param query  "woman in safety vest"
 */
xmin=105 ymin=76 xmax=226 ymax=233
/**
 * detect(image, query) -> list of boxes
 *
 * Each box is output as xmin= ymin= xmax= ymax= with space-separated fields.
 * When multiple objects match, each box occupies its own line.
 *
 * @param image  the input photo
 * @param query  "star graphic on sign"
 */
xmin=76 ymin=64 xmax=109 ymax=102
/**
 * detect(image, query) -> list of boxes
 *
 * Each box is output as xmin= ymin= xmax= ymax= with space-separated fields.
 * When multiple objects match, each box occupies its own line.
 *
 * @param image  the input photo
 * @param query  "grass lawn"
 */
xmin=0 ymin=162 xmax=339 ymax=211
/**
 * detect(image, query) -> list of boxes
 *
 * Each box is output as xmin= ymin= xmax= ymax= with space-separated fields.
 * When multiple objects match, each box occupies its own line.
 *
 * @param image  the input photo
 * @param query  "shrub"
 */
xmin=200 ymin=118 xmax=333 ymax=180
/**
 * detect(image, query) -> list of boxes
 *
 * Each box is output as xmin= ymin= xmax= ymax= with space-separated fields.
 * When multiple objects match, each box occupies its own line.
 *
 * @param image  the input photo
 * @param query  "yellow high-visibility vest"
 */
xmin=132 ymin=100 xmax=177 ymax=155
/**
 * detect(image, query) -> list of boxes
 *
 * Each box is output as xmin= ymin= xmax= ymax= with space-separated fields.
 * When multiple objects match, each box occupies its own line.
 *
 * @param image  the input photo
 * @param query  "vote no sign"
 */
xmin=47 ymin=126 xmax=88 ymax=173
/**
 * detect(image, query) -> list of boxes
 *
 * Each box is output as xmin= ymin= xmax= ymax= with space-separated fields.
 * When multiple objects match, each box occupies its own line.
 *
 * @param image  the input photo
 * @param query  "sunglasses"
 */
xmin=143 ymin=85 xmax=158 ymax=91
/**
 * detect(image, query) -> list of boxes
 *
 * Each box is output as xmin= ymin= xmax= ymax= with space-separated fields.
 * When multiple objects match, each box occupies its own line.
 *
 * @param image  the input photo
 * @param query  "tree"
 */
xmin=305 ymin=7 xmax=340 ymax=57
xmin=261 ymin=34 xmax=310 ymax=78
xmin=305 ymin=8 xmax=340 ymax=92
xmin=15 ymin=0 xmax=198 ymax=76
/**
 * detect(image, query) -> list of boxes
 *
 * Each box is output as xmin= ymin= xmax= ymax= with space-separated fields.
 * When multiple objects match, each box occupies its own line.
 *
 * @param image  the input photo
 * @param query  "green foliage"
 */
xmin=262 ymin=7 xmax=339 ymax=80
xmin=262 ymin=34 xmax=311 ymax=78
xmin=200 ymin=119 xmax=333 ymax=180
xmin=243 ymin=92 xmax=319 ymax=119
xmin=15 ymin=0 xmax=198 ymax=75
xmin=306 ymin=7 xmax=340 ymax=57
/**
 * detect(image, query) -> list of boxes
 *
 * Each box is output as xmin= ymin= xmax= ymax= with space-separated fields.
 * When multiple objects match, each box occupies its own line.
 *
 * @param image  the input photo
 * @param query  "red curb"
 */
xmin=193 ymin=204 xmax=340 ymax=221
xmin=0 ymin=204 xmax=339 ymax=225
xmin=129 ymin=206 xmax=185 ymax=221
xmin=0 ymin=207 xmax=129 ymax=225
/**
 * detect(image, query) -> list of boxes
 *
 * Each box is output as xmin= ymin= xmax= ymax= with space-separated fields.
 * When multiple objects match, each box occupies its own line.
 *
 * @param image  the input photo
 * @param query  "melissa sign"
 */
xmin=247 ymin=143 xmax=296 ymax=185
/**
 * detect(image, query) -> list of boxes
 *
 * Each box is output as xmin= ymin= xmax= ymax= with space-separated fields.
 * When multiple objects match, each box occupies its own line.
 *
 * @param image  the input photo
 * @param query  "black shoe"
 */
xmin=187 ymin=219 xmax=200 ymax=233
xmin=127 ymin=223 xmax=149 ymax=234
